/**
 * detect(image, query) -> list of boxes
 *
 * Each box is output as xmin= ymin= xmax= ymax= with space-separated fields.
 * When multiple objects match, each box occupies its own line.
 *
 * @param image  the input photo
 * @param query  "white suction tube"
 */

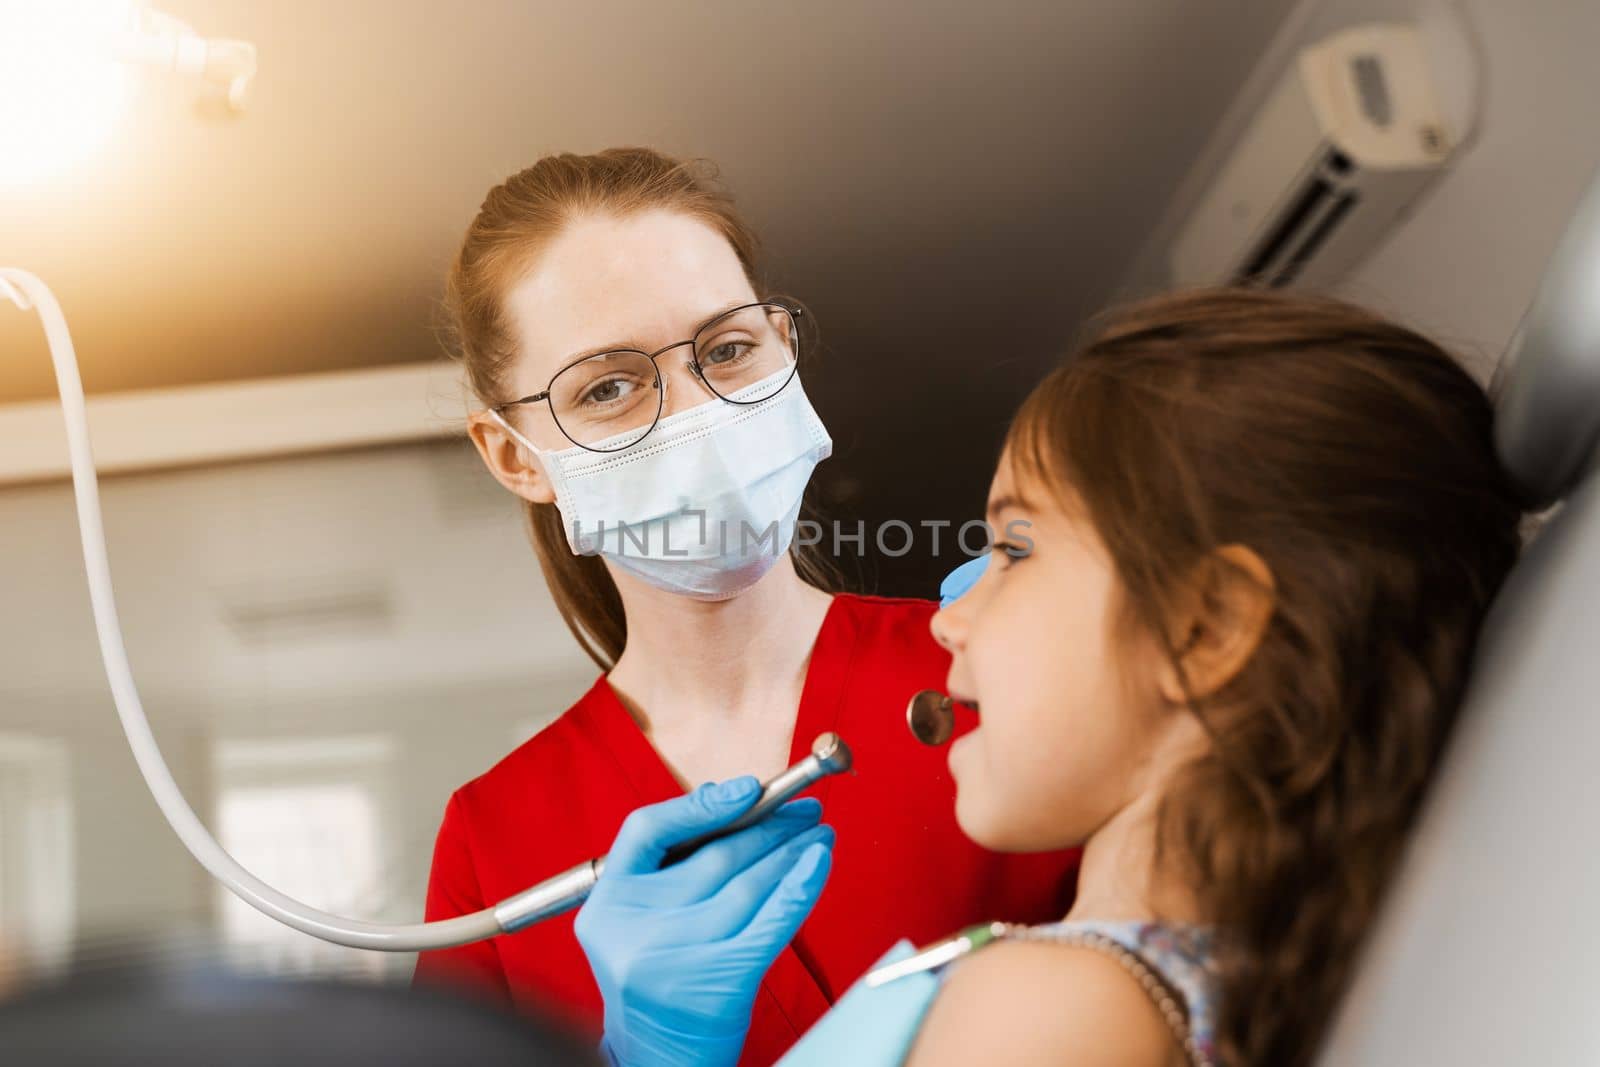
xmin=1 ymin=268 xmax=852 ymax=952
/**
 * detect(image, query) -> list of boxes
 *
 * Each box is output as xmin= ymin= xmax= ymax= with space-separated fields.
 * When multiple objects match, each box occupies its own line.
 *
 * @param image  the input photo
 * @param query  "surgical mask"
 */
xmin=492 ymin=372 xmax=832 ymax=600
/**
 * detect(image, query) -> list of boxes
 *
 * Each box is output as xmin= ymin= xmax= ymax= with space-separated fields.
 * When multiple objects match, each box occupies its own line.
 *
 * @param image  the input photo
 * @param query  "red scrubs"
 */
xmin=414 ymin=593 xmax=1079 ymax=1065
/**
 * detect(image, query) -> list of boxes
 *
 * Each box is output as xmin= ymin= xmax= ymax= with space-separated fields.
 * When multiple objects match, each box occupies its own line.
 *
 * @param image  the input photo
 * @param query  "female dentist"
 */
xmin=412 ymin=147 xmax=1079 ymax=1066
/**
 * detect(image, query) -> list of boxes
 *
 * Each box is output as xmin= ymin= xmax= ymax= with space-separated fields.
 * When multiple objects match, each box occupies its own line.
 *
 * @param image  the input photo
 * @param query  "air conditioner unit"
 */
xmin=1169 ymin=23 xmax=1455 ymax=290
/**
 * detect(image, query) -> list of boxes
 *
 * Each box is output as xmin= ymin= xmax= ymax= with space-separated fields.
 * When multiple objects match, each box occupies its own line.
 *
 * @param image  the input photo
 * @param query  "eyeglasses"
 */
xmin=491 ymin=301 xmax=804 ymax=453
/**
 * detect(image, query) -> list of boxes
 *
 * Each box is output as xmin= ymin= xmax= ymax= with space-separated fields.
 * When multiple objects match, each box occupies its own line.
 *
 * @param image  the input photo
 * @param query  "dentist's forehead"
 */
xmin=503 ymin=210 xmax=755 ymax=385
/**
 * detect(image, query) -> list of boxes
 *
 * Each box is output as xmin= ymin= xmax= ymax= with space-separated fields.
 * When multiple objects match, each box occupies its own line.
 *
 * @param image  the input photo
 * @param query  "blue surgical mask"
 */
xmin=490 ymin=372 xmax=832 ymax=600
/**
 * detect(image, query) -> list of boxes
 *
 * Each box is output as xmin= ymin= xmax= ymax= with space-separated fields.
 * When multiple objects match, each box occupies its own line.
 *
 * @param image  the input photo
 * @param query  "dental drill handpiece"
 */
xmin=492 ymin=732 xmax=853 ymax=934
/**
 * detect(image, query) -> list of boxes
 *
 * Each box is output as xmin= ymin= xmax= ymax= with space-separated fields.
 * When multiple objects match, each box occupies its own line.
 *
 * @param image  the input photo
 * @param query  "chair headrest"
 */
xmin=1493 ymin=163 xmax=1600 ymax=508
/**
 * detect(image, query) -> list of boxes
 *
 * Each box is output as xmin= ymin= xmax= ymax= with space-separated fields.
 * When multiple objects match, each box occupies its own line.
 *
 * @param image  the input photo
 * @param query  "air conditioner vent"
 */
xmin=1166 ymin=23 xmax=1456 ymax=291
xmin=1236 ymin=147 xmax=1363 ymax=288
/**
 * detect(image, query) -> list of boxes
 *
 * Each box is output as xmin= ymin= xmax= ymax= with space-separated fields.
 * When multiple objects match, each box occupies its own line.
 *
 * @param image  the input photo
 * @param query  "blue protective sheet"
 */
xmin=775 ymin=941 xmax=942 ymax=1067
xmin=938 ymin=554 xmax=989 ymax=609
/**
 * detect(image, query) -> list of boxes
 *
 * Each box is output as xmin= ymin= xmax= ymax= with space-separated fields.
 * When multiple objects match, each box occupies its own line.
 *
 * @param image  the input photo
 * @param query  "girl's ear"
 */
xmin=467 ymin=411 xmax=558 ymax=506
xmin=1154 ymin=544 xmax=1276 ymax=704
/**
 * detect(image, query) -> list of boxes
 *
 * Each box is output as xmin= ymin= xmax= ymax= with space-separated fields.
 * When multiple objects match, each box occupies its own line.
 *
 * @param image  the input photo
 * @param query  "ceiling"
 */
xmin=1 ymin=0 xmax=1299 ymax=594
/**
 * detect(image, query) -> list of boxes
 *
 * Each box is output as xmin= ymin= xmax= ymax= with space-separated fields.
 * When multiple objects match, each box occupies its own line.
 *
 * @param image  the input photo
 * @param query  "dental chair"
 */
xmin=0 ymin=952 xmax=598 ymax=1065
xmin=1316 ymin=166 xmax=1600 ymax=1063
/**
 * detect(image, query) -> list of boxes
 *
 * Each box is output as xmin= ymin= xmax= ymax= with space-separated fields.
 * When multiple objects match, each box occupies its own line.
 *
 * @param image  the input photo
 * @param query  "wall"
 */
xmin=0 ymin=439 xmax=594 ymax=981
xmin=1122 ymin=0 xmax=1600 ymax=378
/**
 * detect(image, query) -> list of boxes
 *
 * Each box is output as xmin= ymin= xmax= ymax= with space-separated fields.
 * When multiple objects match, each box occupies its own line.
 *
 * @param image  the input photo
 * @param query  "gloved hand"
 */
xmin=576 ymin=777 xmax=835 ymax=1067
xmin=938 ymin=553 xmax=990 ymax=608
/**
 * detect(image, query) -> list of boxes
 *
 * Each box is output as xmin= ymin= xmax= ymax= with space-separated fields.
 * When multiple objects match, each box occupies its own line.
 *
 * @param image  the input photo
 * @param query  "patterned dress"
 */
xmin=777 ymin=918 xmax=1222 ymax=1067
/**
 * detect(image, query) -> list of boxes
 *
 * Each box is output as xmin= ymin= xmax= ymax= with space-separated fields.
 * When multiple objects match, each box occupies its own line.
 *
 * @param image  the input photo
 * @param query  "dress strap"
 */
xmin=861 ymin=919 xmax=1220 ymax=1066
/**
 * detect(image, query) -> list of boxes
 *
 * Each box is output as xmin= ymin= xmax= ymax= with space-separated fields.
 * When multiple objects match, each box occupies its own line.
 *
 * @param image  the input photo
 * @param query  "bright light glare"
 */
xmin=0 ymin=0 xmax=137 ymax=188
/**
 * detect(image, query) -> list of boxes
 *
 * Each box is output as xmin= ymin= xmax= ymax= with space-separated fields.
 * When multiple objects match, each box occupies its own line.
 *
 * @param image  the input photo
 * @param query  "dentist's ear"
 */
xmin=467 ymin=410 xmax=558 ymax=506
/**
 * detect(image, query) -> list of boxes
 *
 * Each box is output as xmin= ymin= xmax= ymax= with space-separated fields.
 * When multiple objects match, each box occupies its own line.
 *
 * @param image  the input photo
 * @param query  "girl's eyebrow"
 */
xmin=985 ymin=492 xmax=1036 ymax=523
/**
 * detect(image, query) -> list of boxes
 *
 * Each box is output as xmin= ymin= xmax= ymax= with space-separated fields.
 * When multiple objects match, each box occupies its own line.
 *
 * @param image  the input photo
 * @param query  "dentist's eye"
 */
xmin=582 ymin=376 xmax=639 ymax=405
xmin=701 ymin=340 xmax=756 ymax=367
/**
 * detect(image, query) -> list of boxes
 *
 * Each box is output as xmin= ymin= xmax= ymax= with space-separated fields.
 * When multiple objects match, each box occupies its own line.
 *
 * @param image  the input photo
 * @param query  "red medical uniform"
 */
xmin=415 ymin=593 xmax=1080 ymax=1065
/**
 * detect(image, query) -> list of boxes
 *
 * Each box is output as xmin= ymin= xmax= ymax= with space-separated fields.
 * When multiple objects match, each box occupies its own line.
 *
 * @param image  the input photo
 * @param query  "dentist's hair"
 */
xmin=444 ymin=147 xmax=838 ymax=667
xmin=1008 ymin=288 xmax=1524 ymax=1066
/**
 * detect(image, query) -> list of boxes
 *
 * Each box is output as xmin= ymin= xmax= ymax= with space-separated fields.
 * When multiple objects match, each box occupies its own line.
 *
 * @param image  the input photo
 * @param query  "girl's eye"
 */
xmin=991 ymin=540 xmax=1030 ymax=564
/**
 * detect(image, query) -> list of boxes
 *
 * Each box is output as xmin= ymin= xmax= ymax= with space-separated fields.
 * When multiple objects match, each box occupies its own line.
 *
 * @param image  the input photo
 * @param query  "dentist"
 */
xmin=413 ymin=148 xmax=1078 ymax=1066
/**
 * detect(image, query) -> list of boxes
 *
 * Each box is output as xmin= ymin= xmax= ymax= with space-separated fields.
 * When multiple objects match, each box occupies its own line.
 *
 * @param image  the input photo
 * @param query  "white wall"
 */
xmin=1333 ymin=1 xmax=1600 ymax=371
xmin=68 ymin=718 xmax=214 ymax=936
xmin=0 ymin=440 xmax=594 ymax=982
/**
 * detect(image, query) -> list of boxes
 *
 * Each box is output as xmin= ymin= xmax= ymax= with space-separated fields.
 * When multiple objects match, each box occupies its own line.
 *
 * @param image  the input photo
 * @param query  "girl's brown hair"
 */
xmin=444 ymin=147 xmax=839 ymax=668
xmin=1008 ymin=288 xmax=1524 ymax=1065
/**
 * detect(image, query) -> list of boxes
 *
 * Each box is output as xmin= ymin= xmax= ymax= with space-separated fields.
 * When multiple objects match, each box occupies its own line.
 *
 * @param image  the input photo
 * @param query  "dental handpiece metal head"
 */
xmin=665 ymin=731 xmax=852 ymax=861
xmin=907 ymin=689 xmax=955 ymax=746
xmin=493 ymin=732 xmax=853 ymax=934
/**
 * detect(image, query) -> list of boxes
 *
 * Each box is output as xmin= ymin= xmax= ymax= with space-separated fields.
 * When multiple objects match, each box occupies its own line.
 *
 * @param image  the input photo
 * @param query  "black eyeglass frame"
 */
xmin=489 ymin=301 xmax=805 ymax=454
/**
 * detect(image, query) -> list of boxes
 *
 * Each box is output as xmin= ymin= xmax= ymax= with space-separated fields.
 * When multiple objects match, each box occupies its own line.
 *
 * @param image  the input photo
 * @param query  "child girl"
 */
xmin=776 ymin=287 xmax=1526 ymax=1066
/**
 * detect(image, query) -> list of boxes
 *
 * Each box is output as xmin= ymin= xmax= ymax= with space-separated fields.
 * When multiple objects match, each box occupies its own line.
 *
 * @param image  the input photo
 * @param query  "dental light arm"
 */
xmin=1 ymin=268 xmax=852 ymax=951
xmin=104 ymin=6 xmax=257 ymax=111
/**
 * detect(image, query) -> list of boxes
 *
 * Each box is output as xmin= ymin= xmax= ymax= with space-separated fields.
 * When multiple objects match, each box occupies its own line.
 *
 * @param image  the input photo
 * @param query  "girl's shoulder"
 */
xmin=907 ymin=933 xmax=1191 ymax=1067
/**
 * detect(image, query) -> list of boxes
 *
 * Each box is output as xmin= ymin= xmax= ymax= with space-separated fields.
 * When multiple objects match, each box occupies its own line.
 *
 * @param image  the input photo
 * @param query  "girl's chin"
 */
xmin=952 ymin=787 xmax=1007 ymax=851
xmin=947 ymin=733 xmax=986 ymax=839
xmin=946 ymin=730 xmax=974 ymax=779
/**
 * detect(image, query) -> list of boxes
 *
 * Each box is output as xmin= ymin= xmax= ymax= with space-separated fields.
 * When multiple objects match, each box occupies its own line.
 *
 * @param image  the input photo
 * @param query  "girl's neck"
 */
xmin=606 ymin=556 xmax=834 ymax=733
xmin=1065 ymin=789 xmax=1204 ymax=926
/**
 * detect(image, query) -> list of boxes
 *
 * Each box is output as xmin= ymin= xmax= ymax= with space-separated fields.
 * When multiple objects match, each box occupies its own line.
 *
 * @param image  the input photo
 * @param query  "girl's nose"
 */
xmin=930 ymin=554 xmax=988 ymax=651
xmin=930 ymin=600 xmax=966 ymax=653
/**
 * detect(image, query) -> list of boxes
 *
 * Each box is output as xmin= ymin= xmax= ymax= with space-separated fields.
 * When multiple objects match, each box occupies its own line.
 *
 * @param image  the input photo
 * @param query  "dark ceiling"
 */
xmin=0 ymin=0 xmax=1298 ymax=595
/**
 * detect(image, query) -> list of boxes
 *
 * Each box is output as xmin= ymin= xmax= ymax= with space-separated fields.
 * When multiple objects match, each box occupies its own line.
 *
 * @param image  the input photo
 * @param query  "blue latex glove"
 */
xmin=938 ymin=553 xmax=990 ymax=608
xmin=576 ymin=777 xmax=835 ymax=1067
